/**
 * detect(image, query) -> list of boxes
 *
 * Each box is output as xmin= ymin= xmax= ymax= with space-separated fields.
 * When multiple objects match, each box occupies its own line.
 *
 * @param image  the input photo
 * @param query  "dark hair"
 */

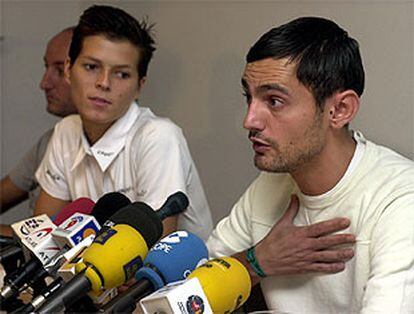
xmin=246 ymin=17 xmax=365 ymax=109
xmin=69 ymin=5 xmax=156 ymax=78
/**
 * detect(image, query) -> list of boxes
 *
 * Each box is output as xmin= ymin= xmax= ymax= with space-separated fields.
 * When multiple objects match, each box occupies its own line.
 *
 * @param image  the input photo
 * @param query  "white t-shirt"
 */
xmin=207 ymin=132 xmax=414 ymax=313
xmin=36 ymin=102 xmax=213 ymax=240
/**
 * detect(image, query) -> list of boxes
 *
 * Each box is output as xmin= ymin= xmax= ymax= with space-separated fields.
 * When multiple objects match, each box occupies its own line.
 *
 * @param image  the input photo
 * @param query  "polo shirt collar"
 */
xmin=71 ymin=101 xmax=140 ymax=172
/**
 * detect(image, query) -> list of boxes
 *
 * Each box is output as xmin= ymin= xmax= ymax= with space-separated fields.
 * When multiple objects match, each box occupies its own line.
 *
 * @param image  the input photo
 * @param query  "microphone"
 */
xmin=156 ymin=191 xmax=189 ymax=221
xmin=36 ymin=202 xmax=163 ymax=313
xmin=11 ymin=214 xmax=54 ymax=240
xmin=53 ymin=197 xmax=95 ymax=225
xmin=101 ymin=231 xmax=208 ymax=313
xmin=140 ymin=257 xmax=251 ymax=314
xmin=91 ymin=192 xmax=131 ymax=226
xmin=0 ymin=235 xmax=17 ymax=248
xmin=8 ymin=192 xmax=132 ymax=312
xmin=0 ymin=198 xmax=95 ymax=301
xmin=188 ymin=257 xmax=251 ymax=313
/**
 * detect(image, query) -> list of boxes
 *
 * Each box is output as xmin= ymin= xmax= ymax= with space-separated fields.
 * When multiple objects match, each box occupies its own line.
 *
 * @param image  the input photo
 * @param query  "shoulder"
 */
xmin=52 ymin=115 xmax=82 ymax=141
xmin=356 ymin=140 xmax=414 ymax=211
xmin=131 ymin=108 xmax=184 ymax=141
xmin=363 ymin=140 xmax=414 ymax=185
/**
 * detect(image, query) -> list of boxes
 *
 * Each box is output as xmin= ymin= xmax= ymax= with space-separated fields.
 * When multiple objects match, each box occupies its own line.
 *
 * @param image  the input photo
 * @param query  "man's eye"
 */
xmin=116 ymin=71 xmax=130 ymax=79
xmin=242 ymin=92 xmax=252 ymax=104
xmin=84 ymin=63 xmax=97 ymax=71
xmin=57 ymin=67 xmax=64 ymax=77
xmin=269 ymin=97 xmax=283 ymax=107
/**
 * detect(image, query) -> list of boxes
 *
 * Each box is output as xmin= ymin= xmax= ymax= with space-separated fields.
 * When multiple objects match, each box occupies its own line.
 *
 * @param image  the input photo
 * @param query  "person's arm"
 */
xmin=233 ymin=195 xmax=355 ymax=286
xmin=2 ymin=128 xmax=55 ymax=213
xmin=0 ymin=175 xmax=29 ymax=214
xmin=34 ymin=188 xmax=70 ymax=218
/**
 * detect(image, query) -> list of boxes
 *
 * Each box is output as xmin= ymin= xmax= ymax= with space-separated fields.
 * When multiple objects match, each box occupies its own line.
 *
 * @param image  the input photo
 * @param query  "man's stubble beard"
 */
xmin=254 ymin=112 xmax=326 ymax=173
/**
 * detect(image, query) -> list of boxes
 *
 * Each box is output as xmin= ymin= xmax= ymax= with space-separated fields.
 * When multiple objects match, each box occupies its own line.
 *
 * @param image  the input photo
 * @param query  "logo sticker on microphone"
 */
xmin=186 ymin=295 xmax=204 ymax=314
xmin=160 ymin=231 xmax=189 ymax=244
xmin=63 ymin=216 xmax=84 ymax=230
xmin=94 ymin=227 xmax=117 ymax=245
xmin=30 ymin=227 xmax=53 ymax=240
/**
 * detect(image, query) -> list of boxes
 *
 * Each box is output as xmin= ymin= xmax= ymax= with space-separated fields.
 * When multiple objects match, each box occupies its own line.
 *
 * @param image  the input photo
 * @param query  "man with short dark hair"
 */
xmin=207 ymin=17 xmax=414 ymax=312
xmin=0 ymin=27 xmax=76 ymax=235
xmin=34 ymin=5 xmax=213 ymax=240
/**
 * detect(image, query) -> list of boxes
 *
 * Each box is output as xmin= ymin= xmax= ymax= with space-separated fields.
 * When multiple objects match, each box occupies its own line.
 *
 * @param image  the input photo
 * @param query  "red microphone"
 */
xmin=53 ymin=198 xmax=95 ymax=226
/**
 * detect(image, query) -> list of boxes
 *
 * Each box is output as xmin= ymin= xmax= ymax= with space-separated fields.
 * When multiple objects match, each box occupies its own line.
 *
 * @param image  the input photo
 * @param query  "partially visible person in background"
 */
xmin=0 ymin=27 xmax=76 ymax=236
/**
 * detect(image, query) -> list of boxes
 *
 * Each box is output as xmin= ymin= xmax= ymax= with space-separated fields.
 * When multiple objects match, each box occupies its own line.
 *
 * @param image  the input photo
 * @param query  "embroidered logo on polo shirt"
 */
xmin=96 ymin=150 xmax=114 ymax=157
xmin=46 ymin=169 xmax=62 ymax=181
xmin=117 ymin=186 xmax=133 ymax=194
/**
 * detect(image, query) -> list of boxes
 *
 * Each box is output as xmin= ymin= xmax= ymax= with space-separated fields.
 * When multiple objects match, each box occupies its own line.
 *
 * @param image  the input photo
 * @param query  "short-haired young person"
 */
xmin=207 ymin=17 xmax=414 ymax=312
xmin=35 ymin=5 xmax=213 ymax=240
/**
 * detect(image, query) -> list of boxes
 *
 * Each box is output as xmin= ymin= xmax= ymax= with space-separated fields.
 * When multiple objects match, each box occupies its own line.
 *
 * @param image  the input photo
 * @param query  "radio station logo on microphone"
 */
xmin=185 ymin=295 xmax=204 ymax=314
xmin=19 ymin=218 xmax=45 ymax=236
xmin=63 ymin=216 xmax=84 ymax=230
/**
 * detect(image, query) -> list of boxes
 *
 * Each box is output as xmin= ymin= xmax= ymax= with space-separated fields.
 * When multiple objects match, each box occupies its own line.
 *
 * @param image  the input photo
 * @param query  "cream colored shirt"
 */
xmin=207 ymin=133 xmax=414 ymax=313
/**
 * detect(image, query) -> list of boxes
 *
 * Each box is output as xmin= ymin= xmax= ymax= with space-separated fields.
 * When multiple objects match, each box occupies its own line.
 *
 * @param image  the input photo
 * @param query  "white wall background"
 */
xmin=1 ymin=0 xmax=413 ymax=225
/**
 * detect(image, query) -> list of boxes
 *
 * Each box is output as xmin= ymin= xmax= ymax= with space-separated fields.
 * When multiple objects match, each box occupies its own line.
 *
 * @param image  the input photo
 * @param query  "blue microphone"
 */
xmin=101 ymin=231 xmax=208 ymax=313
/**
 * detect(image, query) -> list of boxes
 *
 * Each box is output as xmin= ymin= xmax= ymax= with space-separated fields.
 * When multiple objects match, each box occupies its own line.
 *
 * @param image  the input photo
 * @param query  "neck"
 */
xmin=291 ymin=130 xmax=356 ymax=196
xmin=82 ymin=120 xmax=113 ymax=145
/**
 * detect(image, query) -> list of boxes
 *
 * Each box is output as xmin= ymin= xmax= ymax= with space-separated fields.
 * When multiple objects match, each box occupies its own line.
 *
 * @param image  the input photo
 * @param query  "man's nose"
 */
xmin=95 ymin=70 xmax=111 ymax=91
xmin=40 ymin=69 xmax=53 ymax=90
xmin=243 ymin=99 xmax=265 ymax=132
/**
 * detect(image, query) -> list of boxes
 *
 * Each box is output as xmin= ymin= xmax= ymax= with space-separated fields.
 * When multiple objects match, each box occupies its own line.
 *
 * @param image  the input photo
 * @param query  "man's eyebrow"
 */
xmin=258 ymin=83 xmax=290 ymax=96
xmin=82 ymin=56 xmax=133 ymax=69
xmin=241 ymin=79 xmax=290 ymax=96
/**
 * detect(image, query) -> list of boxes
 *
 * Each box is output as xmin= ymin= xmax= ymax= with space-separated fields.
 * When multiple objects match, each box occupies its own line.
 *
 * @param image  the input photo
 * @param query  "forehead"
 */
xmin=78 ymin=35 xmax=140 ymax=69
xmin=45 ymin=32 xmax=71 ymax=62
xmin=242 ymin=57 xmax=298 ymax=90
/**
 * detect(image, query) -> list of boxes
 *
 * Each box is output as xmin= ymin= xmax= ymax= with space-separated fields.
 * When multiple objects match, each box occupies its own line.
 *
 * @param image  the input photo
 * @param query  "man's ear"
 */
xmin=134 ymin=76 xmax=146 ymax=99
xmin=139 ymin=77 xmax=146 ymax=89
xmin=327 ymin=90 xmax=360 ymax=129
xmin=64 ymin=57 xmax=72 ymax=84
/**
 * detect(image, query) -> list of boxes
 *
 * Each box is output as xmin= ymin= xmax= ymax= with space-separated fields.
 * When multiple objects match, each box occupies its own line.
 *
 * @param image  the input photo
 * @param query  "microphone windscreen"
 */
xmin=91 ymin=192 xmax=131 ymax=225
xmin=53 ymin=198 xmax=95 ymax=226
xmin=142 ymin=231 xmax=207 ymax=285
xmin=79 ymin=224 xmax=148 ymax=291
xmin=105 ymin=203 xmax=162 ymax=249
xmin=156 ymin=192 xmax=189 ymax=221
xmin=188 ymin=257 xmax=251 ymax=313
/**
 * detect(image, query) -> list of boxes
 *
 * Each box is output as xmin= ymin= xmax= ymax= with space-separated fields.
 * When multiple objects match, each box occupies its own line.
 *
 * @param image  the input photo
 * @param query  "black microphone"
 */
xmin=0 ymin=235 xmax=17 ymax=248
xmin=156 ymin=191 xmax=189 ymax=221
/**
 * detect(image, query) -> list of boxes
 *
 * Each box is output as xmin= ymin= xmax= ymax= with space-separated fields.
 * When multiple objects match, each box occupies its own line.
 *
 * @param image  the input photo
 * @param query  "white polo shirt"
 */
xmin=36 ymin=102 xmax=213 ymax=240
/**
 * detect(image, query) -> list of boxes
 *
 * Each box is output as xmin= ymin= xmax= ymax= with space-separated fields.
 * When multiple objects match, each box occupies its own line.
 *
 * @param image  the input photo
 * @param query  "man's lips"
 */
xmin=249 ymin=137 xmax=271 ymax=153
xmin=88 ymin=96 xmax=112 ymax=106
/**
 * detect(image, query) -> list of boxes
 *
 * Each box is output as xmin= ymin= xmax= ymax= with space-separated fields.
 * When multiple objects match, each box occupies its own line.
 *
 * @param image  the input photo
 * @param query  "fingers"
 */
xmin=304 ymin=262 xmax=346 ymax=274
xmin=311 ymin=233 xmax=356 ymax=250
xmin=277 ymin=194 xmax=300 ymax=226
xmin=302 ymin=217 xmax=352 ymax=238
xmin=307 ymin=247 xmax=354 ymax=263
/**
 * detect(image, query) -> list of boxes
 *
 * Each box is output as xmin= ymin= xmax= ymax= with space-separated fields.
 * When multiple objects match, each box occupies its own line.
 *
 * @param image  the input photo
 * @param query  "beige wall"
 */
xmin=1 ymin=1 xmax=413 ymax=224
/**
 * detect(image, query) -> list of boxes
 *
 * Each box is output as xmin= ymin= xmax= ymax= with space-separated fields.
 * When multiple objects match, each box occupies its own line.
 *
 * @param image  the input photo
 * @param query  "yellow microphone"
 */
xmin=37 ymin=202 xmax=163 ymax=314
xmin=75 ymin=224 xmax=149 ymax=291
xmin=188 ymin=256 xmax=251 ymax=313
